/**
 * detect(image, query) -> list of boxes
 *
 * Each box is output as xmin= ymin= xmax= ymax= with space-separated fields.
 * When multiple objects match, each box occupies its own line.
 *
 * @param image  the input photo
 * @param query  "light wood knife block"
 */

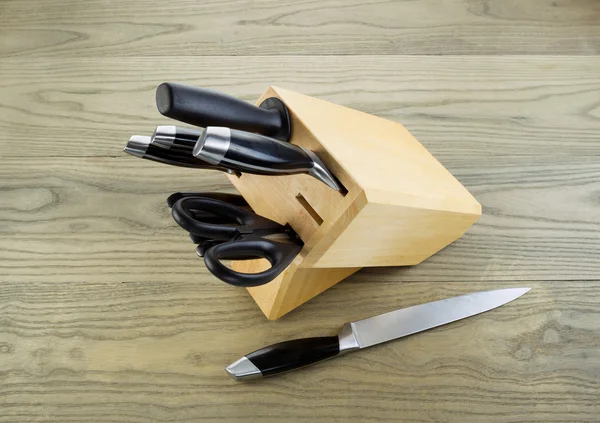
xmin=227 ymin=87 xmax=481 ymax=320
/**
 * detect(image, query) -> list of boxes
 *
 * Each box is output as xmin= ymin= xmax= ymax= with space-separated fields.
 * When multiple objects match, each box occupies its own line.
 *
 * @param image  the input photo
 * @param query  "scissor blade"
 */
xmin=350 ymin=288 xmax=530 ymax=349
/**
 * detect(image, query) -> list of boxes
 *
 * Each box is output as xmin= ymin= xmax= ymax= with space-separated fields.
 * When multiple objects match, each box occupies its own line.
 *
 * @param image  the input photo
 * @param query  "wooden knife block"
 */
xmin=227 ymin=87 xmax=481 ymax=320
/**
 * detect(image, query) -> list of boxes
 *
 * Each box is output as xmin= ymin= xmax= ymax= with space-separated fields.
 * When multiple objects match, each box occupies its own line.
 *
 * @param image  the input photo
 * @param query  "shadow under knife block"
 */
xmin=227 ymin=87 xmax=482 ymax=320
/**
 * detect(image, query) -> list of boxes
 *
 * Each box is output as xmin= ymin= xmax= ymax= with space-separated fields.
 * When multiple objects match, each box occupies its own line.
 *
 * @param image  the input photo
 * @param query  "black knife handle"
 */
xmin=229 ymin=336 xmax=340 ymax=379
xmin=194 ymin=127 xmax=313 ymax=175
xmin=156 ymin=83 xmax=290 ymax=141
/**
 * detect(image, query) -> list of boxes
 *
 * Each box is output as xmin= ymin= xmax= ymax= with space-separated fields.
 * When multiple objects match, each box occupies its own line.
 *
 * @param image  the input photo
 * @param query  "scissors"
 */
xmin=168 ymin=191 xmax=257 ymax=258
xmin=169 ymin=193 xmax=303 ymax=287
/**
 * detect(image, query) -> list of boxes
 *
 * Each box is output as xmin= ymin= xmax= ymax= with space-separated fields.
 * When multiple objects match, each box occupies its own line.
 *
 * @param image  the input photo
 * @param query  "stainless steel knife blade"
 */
xmin=346 ymin=287 xmax=530 ymax=349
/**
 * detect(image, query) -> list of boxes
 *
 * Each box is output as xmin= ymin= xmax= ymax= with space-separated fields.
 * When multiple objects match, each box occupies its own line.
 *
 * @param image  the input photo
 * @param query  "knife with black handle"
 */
xmin=193 ymin=127 xmax=343 ymax=192
xmin=225 ymin=288 xmax=531 ymax=380
xmin=156 ymin=82 xmax=291 ymax=142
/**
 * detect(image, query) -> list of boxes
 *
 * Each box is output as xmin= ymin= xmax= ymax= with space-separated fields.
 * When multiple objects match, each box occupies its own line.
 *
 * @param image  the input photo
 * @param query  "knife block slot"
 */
xmin=295 ymin=193 xmax=323 ymax=226
xmin=225 ymin=86 xmax=481 ymax=320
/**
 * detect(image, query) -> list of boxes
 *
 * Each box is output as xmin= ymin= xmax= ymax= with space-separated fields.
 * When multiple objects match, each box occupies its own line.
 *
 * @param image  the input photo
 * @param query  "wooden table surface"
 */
xmin=1 ymin=1 xmax=600 ymax=421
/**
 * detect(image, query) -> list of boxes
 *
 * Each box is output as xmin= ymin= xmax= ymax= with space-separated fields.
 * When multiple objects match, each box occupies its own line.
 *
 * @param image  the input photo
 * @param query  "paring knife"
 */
xmin=193 ymin=127 xmax=343 ymax=192
xmin=156 ymin=83 xmax=291 ymax=142
xmin=124 ymin=135 xmax=235 ymax=173
xmin=225 ymin=287 xmax=530 ymax=381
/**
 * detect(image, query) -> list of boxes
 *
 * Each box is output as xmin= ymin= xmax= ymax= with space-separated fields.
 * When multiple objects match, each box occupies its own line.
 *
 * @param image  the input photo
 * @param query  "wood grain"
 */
xmin=1 ymin=0 xmax=599 ymax=57
xmin=1 ymin=280 xmax=599 ymax=422
xmin=0 ymin=56 xmax=599 ymax=159
xmin=2 ymin=0 xmax=600 ymax=421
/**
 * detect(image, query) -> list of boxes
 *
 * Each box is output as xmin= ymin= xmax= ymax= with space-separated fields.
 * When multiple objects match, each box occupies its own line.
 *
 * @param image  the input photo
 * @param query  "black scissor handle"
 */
xmin=167 ymin=192 xmax=248 ymax=209
xmin=203 ymin=239 xmax=303 ymax=287
xmin=189 ymin=234 xmax=222 ymax=253
xmin=172 ymin=197 xmax=281 ymax=240
xmin=190 ymin=235 xmax=259 ymax=261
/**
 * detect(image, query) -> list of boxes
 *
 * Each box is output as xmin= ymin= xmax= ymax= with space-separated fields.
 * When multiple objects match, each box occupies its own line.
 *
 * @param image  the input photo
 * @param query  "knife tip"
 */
xmin=510 ymin=287 xmax=531 ymax=299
